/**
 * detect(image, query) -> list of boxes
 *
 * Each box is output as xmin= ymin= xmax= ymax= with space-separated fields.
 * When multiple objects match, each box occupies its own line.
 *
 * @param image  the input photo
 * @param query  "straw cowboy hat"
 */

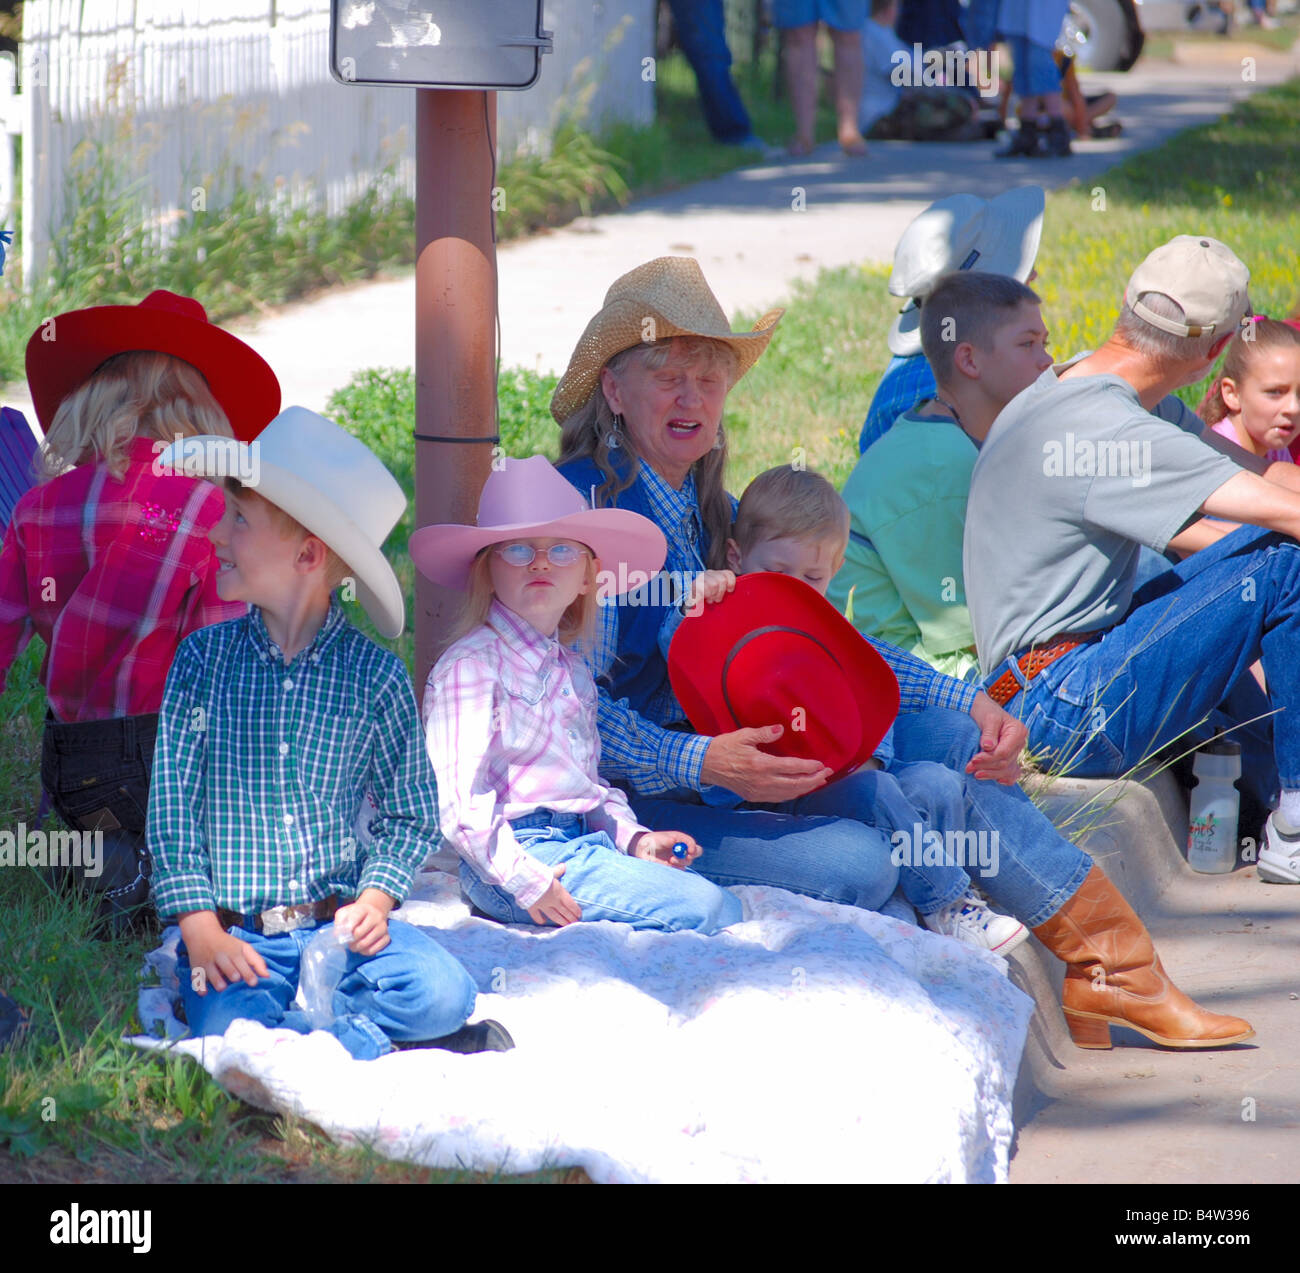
xmin=549 ymin=257 xmax=784 ymax=423
xmin=887 ymin=187 xmax=1045 ymax=357
xmin=157 ymin=406 xmax=407 ymax=638
xmin=409 ymin=454 xmax=667 ymax=591
xmin=668 ymin=573 xmax=899 ymax=783
xmin=25 ymin=289 xmax=281 ymax=441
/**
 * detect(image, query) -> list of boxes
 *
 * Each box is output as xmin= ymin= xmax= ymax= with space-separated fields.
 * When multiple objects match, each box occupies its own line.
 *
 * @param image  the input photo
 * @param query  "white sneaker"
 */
xmin=1259 ymin=814 xmax=1300 ymax=884
xmin=922 ymin=892 xmax=1029 ymax=954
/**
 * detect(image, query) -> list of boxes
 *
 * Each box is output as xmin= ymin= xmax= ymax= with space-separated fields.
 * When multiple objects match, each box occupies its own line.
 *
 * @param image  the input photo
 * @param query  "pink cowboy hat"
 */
xmin=409 ymin=455 xmax=667 ymax=591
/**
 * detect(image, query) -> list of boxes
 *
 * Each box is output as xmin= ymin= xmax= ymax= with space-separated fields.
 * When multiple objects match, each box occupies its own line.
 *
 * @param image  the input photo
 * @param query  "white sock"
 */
xmin=1275 ymin=790 xmax=1300 ymax=834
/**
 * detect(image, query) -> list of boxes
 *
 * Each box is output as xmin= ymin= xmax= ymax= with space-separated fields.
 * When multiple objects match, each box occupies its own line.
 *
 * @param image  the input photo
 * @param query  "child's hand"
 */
xmin=527 ymin=864 xmax=582 ymax=927
xmin=684 ymin=570 xmax=736 ymax=617
xmin=179 ymin=912 xmax=268 ymax=994
xmin=334 ymin=893 xmax=392 ymax=956
xmin=630 ymin=830 xmax=702 ymax=870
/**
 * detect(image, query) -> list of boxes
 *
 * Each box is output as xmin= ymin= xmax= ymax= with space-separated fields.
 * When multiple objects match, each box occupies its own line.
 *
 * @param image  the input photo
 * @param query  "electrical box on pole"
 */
xmin=327 ymin=2 xmax=554 ymax=684
xmin=330 ymin=2 xmax=554 ymax=90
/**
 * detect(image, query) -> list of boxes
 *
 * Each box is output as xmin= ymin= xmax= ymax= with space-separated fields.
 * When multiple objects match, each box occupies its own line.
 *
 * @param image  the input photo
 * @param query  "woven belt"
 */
xmin=217 ymin=894 xmax=344 ymax=936
xmin=987 ymin=633 xmax=1103 ymax=708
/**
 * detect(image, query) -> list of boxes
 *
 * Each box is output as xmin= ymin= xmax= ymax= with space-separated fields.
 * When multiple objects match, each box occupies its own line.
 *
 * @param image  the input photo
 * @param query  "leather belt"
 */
xmin=217 ymin=894 xmax=344 ymax=936
xmin=987 ymin=632 xmax=1104 ymax=708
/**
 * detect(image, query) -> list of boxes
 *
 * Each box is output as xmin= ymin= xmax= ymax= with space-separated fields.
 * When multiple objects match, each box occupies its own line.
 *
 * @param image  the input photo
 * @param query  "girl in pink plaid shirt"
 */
xmin=0 ymin=292 xmax=279 ymax=933
xmin=413 ymin=457 xmax=741 ymax=934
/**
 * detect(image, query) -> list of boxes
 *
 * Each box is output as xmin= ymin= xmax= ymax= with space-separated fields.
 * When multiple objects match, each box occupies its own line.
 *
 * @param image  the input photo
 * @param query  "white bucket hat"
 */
xmin=157 ymin=406 xmax=407 ymax=639
xmin=887 ymin=186 xmax=1046 ymax=357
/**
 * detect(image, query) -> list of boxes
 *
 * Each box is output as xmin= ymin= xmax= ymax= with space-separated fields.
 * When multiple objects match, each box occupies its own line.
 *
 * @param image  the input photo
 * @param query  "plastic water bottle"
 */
xmin=300 ymin=916 xmax=355 ymax=1028
xmin=1186 ymin=737 xmax=1241 ymax=874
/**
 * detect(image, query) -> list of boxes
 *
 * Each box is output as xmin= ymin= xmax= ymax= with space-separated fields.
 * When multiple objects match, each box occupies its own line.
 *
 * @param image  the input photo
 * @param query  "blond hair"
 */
xmin=221 ymin=478 xmax=352 ymax=590
xmin=733 ymin=466 xmax=849 ymax=554
xmin=40 ymin=350 xmax=233 ymax=482
xmin=442 ymin=545 xmax=599 ymax=655
xmin=556 ymin=335 xmax=739 ymax=570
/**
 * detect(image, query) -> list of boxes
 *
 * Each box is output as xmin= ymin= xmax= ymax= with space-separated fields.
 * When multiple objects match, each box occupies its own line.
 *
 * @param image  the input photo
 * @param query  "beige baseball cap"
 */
xmin=887 ymin=187 xmax=1045 ymax=357
xmin=1123 ymin=236 xmax=1252 ymax=338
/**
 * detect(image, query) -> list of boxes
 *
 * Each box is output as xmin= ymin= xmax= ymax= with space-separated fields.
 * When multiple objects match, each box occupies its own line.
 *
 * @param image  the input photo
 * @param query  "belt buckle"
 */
xmin=259 ymin=905 xmax=313 ymax=937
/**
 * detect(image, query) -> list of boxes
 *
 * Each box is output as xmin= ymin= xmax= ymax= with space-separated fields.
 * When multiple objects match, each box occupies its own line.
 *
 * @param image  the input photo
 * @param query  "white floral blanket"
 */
xmin=130 ymin=866 xmax=1033 ymax=1183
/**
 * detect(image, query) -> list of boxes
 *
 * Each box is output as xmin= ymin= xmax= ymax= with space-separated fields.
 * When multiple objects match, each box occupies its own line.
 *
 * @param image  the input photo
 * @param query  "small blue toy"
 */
xmin=672 ymin=842 xmax=688 ymax=860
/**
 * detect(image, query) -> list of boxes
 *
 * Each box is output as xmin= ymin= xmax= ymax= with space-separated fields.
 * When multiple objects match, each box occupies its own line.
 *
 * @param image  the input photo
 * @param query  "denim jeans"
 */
xmin=666 ymin=0 xmax=753 ymax=143
xmin=177 ymin=917 xmax=478 ymax=1061
xmin=988 ymin=524 xmax=1300 ymax=797
xmin=785 ymin=763 xmax=970 ymax=915
xmin=888 ymin=710 xmax=1094 ymax=929
xmin=633 ymin=793 xmax=902 ymax=913
xmin=460 ymin=814 xmax=741 ymax=934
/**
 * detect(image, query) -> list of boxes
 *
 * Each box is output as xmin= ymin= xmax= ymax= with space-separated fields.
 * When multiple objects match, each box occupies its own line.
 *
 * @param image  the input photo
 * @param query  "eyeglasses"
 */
xmin=492 ymin=543 xmax=589 ymax=568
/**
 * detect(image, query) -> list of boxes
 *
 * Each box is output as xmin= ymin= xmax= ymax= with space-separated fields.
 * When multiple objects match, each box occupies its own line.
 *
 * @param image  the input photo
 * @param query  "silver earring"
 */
xmin=605 ymin=412 xmax=623 ymax=451
xmin=712 ymin=425 xmax=725 ymax=452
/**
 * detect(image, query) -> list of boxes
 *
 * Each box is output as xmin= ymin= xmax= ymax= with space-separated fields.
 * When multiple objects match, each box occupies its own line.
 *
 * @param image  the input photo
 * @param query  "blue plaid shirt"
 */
xmin=590 ymin=462 xmax=977 ymax=797
xmin=148 ymin=598 xmax=440 ymax=919
xmin=859 ymin=354 xmax=936 ymax=453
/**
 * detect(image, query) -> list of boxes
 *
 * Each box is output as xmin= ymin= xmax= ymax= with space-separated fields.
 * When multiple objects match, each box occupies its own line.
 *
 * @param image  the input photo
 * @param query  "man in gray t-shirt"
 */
xmin=965 ymin=235 xmax=1300 ymax=888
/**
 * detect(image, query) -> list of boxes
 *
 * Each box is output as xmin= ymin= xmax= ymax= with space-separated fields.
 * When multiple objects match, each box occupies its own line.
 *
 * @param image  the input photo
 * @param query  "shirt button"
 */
xmin=284 ymin=813 xmax=294 ymax=827
xmin=279 ymin=742 xmax=289 ymax=756
xmin=288 ymin=879 xmax=300 ymax=892
xmin=283 ymin=678 xmax=294 ymax=691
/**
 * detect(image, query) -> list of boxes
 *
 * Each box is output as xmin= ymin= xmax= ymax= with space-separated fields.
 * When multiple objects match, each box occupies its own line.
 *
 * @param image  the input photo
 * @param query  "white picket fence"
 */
xmin=9 ymin=0 xmax=655 ymax=287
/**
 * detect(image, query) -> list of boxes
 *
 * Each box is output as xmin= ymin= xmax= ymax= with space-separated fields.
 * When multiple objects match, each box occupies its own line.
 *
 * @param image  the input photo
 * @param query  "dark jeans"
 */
xmin=40 ymin=711 xmax=158 ymax=930
xmin=667 ymin=0 xmax=754 ymax=143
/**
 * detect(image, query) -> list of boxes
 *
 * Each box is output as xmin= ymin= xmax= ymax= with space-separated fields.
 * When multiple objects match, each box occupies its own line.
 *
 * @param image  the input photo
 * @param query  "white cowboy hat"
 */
xmin=887 ymin=186 xmax=1046 ymax=357
xmin=409 ymin=454 xmax=666 ymax=591
xmin=157 ymin=405 xmax=407 ymax=638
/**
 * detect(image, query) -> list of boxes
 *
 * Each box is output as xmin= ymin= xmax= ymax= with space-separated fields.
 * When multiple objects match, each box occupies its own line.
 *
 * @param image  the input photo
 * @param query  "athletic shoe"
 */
xmin=922 ymin=892 xmax=1029 ymax=953
xmin=1259 ymin=813 xmax=1300 ymax=883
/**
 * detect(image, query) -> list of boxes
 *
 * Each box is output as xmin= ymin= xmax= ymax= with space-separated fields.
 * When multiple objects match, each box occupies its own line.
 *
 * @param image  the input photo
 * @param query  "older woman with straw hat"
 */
xmin=552 ymin=257 xmax=909 ymax=913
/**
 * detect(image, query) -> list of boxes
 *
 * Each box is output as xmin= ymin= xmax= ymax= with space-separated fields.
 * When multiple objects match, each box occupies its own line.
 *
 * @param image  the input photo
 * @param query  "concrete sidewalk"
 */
xmin=4 ymin=49 xmax=1295 ymax=422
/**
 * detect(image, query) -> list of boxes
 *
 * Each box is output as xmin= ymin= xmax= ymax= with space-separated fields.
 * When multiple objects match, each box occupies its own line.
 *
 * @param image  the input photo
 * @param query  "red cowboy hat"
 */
xmin=25 ymin=290 xmax=280 ymax=441
xmin=668 ymin=573 xmax=900 ymax=783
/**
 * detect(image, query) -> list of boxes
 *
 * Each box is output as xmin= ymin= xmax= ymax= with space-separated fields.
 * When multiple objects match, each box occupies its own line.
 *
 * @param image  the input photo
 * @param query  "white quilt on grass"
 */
xmin=130 ymin=864 xmax=1034 ymax=1183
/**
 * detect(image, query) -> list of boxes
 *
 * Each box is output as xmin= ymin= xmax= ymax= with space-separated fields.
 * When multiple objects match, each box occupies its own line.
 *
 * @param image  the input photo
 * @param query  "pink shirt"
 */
xmin=1210 ymin=417 xmax=1293 ymax=465
xmin=423 ymin=599 xmax=646 ymax=909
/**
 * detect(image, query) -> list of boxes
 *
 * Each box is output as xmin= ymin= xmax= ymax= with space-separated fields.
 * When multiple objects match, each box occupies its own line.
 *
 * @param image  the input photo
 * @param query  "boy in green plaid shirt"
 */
xmin=147 ymin=407 xmax=513 ymax=1059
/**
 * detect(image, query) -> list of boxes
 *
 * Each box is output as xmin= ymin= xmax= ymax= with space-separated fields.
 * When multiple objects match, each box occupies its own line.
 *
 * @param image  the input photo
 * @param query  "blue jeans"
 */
xmin=177 ymin=918 xmax=478 ymax=1061
xmin=889 ymin=710 xmax=1093 ymax=929
xmin=987 ymin=524 xmax=1298 ymax=798
xmin=666 ymin=0 xmax=753 ymax=144
xmin=460 ymin=815 xmax=742 ymax=934
xmin=787 ymin=762 xmax=970 ymax=915
xmin=633 ymin=793 xmax=900 ymax=913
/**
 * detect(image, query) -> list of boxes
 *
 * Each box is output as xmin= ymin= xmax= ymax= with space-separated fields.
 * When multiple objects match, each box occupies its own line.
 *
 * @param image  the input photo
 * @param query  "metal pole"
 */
xmin=413 ymin=88 xmax=498 ymax=691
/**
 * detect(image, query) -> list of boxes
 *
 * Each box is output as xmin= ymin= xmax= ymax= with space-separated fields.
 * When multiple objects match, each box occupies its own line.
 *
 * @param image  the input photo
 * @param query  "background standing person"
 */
xmin=775 ymin=0 xmax=870 ymax=156
xmin=665 ymin=0 xmax=767 ymax=150
xmin=995 ymin=0 xmax=1073 ymax=158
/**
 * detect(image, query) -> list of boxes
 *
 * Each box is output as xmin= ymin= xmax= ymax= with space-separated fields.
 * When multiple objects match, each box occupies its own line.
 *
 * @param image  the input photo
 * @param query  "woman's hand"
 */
xmin=527 ymin=864 xmax=583 ymax=927
xmin=683 ymin=570 xmax=736 ymax=617
xmin=966 ymin=692 xmax=1028 ymax=784
xmin=700 ymin=724 xmax=832 ymax=804
xmin=630 ymin=830 xmax=702 ymax=869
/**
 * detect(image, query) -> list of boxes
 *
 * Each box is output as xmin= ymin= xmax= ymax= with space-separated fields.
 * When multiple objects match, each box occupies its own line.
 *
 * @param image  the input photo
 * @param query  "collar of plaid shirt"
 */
xmin=246 ymin=592 xmax=348 ymax=667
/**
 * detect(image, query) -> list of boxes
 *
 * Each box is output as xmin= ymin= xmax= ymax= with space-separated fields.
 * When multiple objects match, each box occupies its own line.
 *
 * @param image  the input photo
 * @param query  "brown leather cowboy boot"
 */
xmin=1031 ymin=866 xmax=1254 ymax=1049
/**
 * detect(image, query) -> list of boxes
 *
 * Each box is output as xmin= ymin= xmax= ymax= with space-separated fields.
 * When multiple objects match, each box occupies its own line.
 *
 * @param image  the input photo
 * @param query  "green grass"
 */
xmin=3 ymin=70 xmax=1298 ymax=1185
